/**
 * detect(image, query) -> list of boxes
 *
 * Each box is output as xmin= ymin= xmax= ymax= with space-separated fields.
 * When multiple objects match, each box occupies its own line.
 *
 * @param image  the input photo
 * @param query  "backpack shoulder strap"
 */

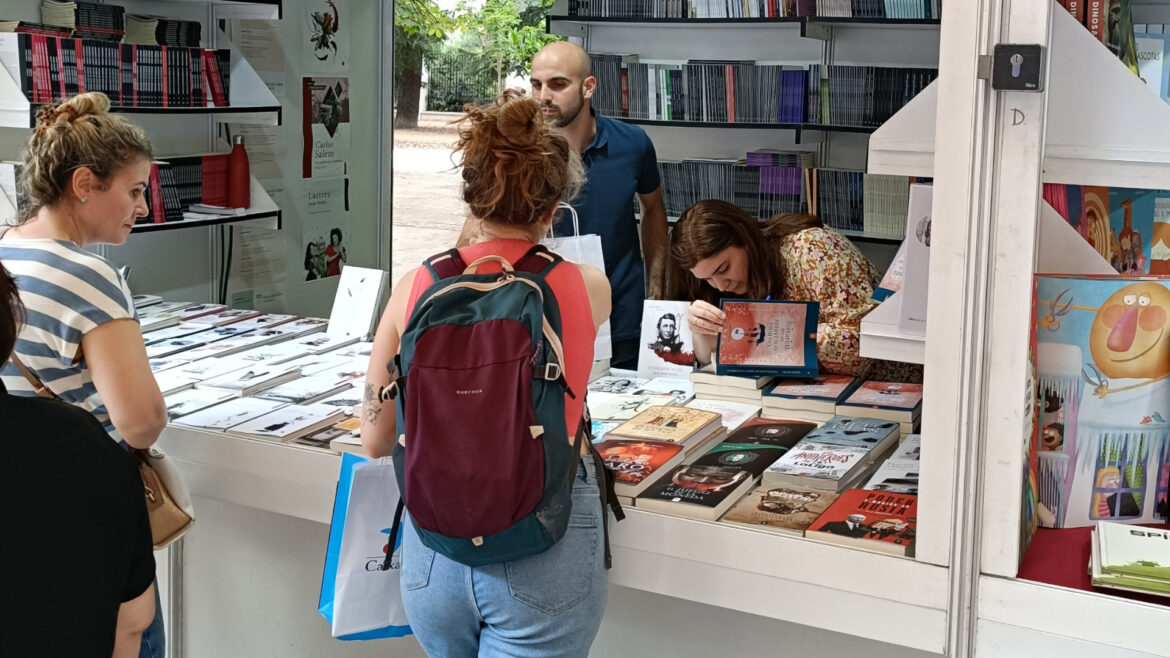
xmin=512 ymin=244 xmax=563 ymax=277
xmin=423 ymin=249 xmax=467 ymax=281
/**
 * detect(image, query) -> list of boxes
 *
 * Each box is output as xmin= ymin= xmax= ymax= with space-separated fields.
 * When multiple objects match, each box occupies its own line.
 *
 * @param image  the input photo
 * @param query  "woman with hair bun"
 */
xmin=0 ymin=92 xmax=168 ymax=657
xmin=362 ymin=89 xmax=612 ymax=656
xmin=669 ymin=199 xmax=921 ymax=381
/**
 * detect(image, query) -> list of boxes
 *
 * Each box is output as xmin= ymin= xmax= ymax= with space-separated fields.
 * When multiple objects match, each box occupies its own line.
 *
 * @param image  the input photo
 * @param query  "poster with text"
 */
xmin=302 ymin=178 xmax=350 ymax=281
xmin=302 ymin=76 xmax=350 ymax=179
xmin=304 ymin=0 xmax=349 ymax=70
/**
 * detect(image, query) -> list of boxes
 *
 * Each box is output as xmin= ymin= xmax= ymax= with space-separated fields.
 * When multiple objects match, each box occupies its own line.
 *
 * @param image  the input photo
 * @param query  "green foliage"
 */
xmin=454 ymin=0 xmax=562 ymax=92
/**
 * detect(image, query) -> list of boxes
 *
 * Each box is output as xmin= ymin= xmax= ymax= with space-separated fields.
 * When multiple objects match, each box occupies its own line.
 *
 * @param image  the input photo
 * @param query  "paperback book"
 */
xmin=764 ymin=375 xmax=860 ymax=414
xmin=630 ymin=376 xmax=695 ymax=404
xmin=596 ymin=438 xmax=686 ymax=498
xmin=587 ymin=392 xmax=660 ymax=420
xmin=684 ymin=397 xmax=762 ymax=432
xmin=1091 ymin=522 xmax=1170 ymax=596
xmin=194 ymin=364 xmax=303 ymax=396
xmin=163 ymin=388 xmax=236 ymax=420
xmin=715 ymin=299 xmax=818 ymax=378
xmin=862 ymin=458 xmax=920 ymax=495
xmin=637 ymin=300 xmax=695 ymax=378
xmin=690 ymin=362 xmax=774 ymax=391
xmin=173 ymin=397 xmax=287 ymax=431
xmin=229 ymin=402 xmax=345 ymax=441
xmin=254 ymin=375 xmax=352 ymax=405
xmin=805 ymin=489 xmax=918 ymax=557
xmin=721 ymin=484 xmax=840 ymax=536
xmin=761 ymin=442 xmax=874 ymax=492
xmin=315 ymin=387 xmax=363 ymax=413
xmin=836 ymin=381 xmax=923 ymax=423
xmin=606 ymin=405 xmax=723 ymax=450
xmin=588 ymin=375 xmax=650 ymax=394
xmin=185 ymin=308 xmax=261 ymax=326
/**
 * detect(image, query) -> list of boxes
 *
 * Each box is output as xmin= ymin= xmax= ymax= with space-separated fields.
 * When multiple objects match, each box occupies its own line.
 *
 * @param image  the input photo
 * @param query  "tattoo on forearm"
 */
xmin=363 ymin=383 xmax=383 ymax=425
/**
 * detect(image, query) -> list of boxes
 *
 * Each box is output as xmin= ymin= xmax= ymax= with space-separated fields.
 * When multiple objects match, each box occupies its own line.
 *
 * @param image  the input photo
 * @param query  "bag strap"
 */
xmin=423 ymin=249 xmax=467 ymax=281
xmin=513 ymin=244 xmax=562 ymax=277
xmin=382 ymin=497 xmax=407 ymax=572
xmin=578 ymin=403 xmax=624 ymax=570
xmin=9 ymin=354 xmax=57 ymax=400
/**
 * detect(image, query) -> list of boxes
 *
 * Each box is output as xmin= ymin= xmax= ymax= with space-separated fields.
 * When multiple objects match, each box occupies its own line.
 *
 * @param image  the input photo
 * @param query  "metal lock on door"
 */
xmin=990 ymin=44 xmax=1045 ymax=91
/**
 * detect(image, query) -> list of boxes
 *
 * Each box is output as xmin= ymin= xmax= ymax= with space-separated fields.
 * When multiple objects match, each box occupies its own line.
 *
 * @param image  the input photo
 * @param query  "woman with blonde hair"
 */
xmin=669 ymin=199 xmax=920 ymax=380
xmin=362 ymin=89 xmax=612 ymax=656
xmin=0 ymin=92 xmax=168 ymax=657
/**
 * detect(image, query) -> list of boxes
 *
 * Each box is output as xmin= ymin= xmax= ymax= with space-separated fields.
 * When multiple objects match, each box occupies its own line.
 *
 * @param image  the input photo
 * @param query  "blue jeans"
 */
xmin=401 ymin=458 xmax=607 ymax=658
xmin=139 ymin=580 xmax=165 ymax=658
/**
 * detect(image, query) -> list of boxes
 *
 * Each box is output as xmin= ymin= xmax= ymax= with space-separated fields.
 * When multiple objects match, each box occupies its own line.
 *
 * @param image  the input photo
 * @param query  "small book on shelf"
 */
xmin=715 ymin=299 xmax=819 ymax=378
xmin=1090 ymin=522 xmax=1170 ymax=597
xmin=721 ymin=484 xmax=840 ymax=537
xmin=805 ymin=489 xmax=918 ymax=557
xmin=835 ymin=381 xmax=923 ymax=424
xmin=605 ymin=405 xmax=723 ymax=451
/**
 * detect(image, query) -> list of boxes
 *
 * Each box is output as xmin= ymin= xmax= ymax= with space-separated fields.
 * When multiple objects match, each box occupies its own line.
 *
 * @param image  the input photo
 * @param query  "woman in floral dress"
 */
xmin=668 ymin=199 xmax=919 ymax=381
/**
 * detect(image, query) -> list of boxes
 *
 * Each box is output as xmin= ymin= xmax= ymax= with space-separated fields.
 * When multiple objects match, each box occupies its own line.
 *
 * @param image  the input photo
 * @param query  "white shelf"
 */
xmin=159 ymin=424 xmax=949 ymax=653
xmin=152 ymin=0 xmax=282 ymax=20
xmin=0 ymin=31 xmax=281 ymax=128
xmin=860 ymin=290 xmax=925 ymax=364
xmin=869 ymin=7 xmax=1170 ymax=188
xmin=978 ymin=576 xmax=1170 ymax=657
xmin=132 ymin=174 xmax=281 ymax=234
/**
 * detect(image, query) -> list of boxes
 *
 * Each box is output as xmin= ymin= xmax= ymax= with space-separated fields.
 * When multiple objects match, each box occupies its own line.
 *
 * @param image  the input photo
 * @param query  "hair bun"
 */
xmin=34 ymin=92 xmax=110 ymax=133
xmin=496 ymin=95 xmax=541 ymax=147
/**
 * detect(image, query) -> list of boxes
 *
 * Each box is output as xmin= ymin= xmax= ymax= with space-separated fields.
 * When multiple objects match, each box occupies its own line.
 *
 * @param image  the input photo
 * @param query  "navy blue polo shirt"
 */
xmin=555 ymin=112 xmax=661 ymax=342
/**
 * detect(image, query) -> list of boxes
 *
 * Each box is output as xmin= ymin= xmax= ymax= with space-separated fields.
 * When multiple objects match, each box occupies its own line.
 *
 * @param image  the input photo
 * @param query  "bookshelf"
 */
xmin=131 ymin=174 xmax=281 ymax=233
xmin=151 ymin=0 xmax=282 ymax=20
xmin=0 ymin=31 xmax=282 ymax=128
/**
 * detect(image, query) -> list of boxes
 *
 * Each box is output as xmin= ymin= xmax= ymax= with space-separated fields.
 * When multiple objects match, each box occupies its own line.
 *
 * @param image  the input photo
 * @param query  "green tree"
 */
xmin=394 ymin=0 xmax=455 ymax=129
xmin=455 ymin=0 xmax=561 ymax=94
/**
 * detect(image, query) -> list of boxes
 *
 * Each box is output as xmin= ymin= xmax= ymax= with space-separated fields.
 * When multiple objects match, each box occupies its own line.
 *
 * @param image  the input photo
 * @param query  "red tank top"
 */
xmin=406 ymin=239 xmax=596 ymax=436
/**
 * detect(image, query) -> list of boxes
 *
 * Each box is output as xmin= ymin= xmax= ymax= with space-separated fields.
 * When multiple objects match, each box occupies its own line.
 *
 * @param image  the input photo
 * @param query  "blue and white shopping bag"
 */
xmin=319 ymin=453 xmax=412 ymax=640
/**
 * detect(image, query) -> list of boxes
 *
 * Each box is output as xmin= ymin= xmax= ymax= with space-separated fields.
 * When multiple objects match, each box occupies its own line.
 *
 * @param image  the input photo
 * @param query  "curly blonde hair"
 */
xmin=18 ymin=92 xmax=152 ymax=222
xmin=454 ymin=89 xmax=583 ymax=226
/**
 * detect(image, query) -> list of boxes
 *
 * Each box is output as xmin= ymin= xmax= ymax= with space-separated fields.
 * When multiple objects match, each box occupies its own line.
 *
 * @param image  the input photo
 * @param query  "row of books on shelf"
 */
xmin=4 ymin=15 xmax=202 ymax=48
xmin=589 ymin=54 xmax=937 ymax=128
xmin=565 ymin=0 xmax=939 ymax=19
xmin=2 ymin=155 xmax=243 ymax=223
xmin=1 ymin=32 xmax=231 ymax=108
xmin=585 ymin=385 xmax=921 ymax=555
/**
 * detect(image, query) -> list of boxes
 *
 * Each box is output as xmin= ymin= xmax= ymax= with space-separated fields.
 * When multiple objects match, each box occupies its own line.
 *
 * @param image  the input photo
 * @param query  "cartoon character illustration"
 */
xmin=1092 ymin=465 xmax=1141 ymax=519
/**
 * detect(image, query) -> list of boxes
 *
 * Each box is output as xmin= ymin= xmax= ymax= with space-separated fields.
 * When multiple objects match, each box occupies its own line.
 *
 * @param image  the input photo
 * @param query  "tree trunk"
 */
xmin=395 ymin=65 xmax=423 ymax=129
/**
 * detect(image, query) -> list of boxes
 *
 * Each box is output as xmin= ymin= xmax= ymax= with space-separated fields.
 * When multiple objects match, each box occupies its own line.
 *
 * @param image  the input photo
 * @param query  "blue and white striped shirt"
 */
xmin=0 ymin=238 xmax=136 ymax=430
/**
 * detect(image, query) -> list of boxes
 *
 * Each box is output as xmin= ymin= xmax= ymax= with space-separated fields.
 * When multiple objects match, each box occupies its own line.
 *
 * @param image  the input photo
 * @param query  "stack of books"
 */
xmin=762 ymin=375 xmax=859 ymax=424
xmin=684 ymin=397 xmax=761 ymax=433
xmin=761 ymin=416 xmax=900 ymax=492
xmin=636 ymin=418 xmax=816 ymax=520
xmin=805 ymin=489 xmax=919 ymax=556
xmin=835 ymin=381 xmax=923 ymax=439
xmin=125 ymin=13 xmax=201 ymax=47
xmin=861 ymin=434 xmax=921 ymax=495
xmin=1090 ymin=521 xmax=1170 ymax=598
xmin=42 ymin=0 xmax=125 ymax=41
xmin=690 ymin=364 xmax=773 ymax=405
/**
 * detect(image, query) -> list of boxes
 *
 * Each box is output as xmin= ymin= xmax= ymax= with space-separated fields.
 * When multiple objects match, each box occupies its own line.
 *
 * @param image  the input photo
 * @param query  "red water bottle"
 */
xmin=227 ymin=135 xmax=250 ymax=209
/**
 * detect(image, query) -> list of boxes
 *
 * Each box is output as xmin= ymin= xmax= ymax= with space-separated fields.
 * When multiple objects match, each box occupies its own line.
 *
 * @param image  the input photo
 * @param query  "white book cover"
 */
xmin=178 ymin=303 xmax=229 ymax=322
xmin=890 ymin=434 xmax=921 ymax=461
xmin=327 ymin=341 xmax=375 ymax=359
xmin=637 ymin=300 xmax=694 ymax=378
xmin=232 ymin=342 xmax=310 ymax=365
xmin=132 ymin=293 xmax=163 ymax=309
xmin=154 ymin=369 xmax=200 ymax=396
xmin=142 ymin=323 xmax=212 ymax=345
xmin=327 ymin=266 xmax=388 ymax=342
xmin=286 ymin=332 xmax=360 ymax=355
xmin=1098 ymin=521 xmax=1170 ymax=580
xmin=586 ymin=392 xmax=660 ymax=420
xmin=277 ymin=317 xmax=330 ymax=337
xmin=196 ymin=324 xmax=257 ymax=342
xmin=312 ymin=356 xmax=370 ymax=386
xmin=684 ymin=398 xmax=761 ymax=431
xmin=185 ymin=308 xmax=262 ymax=326
xmin=195 ymin=364 xmax=301 ymax=392
xmin=630 ymin=376 xmax=695 ymax=404
xmin=137 ymin=313 xmax=180 ymax=333
xmin=588 ymin=375 xmax=650 ymax=394
xmin=145 ymin=337 xmax=209 ymax=359
xmin=174 ymin=397 xmax=288 ymax=431
xmin=229 ymin=402 xmax=344 ymax=440
xmin=279 ymin=354 xmax=351 ymax=376
xmin=145 ymin=301 xmax=197 ymax=315
xmin=764 ymin=442 xmax=870 ymax=482
xmin=315 ymin=387 xmax=363 ymax=413
xmin=173 ymin=355 xmax=255 ymax=382
xmin=255 ymin=375 xmax=351 ymax=404
xmin=225 ymin=313 xmax=297 ymax=332
xmin=898 ymin=183 xmax=932 ymax=335
xmin=164 ymin=389 xmax=236 ymax=420
xmin=149 ymin=357 xmax=190 ymax=374
xmin=862 ymin=458 xmax=920 ymax=494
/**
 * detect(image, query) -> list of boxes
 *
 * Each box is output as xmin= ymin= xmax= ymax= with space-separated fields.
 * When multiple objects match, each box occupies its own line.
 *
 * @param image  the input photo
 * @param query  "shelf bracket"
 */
xmin=800 ymin=20 xmax=832 ymax=41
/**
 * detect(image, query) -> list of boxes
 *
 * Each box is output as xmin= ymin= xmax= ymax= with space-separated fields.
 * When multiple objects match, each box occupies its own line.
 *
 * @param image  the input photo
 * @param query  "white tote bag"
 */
xmin=542 ymin=202 xmax=612 ymax=360
xmin=330 ymin=456 xmax=411 ymax=638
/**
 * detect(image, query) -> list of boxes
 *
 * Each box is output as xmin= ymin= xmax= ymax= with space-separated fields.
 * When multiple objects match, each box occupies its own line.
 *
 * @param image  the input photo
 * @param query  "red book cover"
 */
xmin=1065 ymin=0 xmax=1084 ymax=24
xmin=148 ymin=162 xmax=165 ymax=223
xmin=160 ymin=45 xmax=169 ymax=108
xmin=715 ymin=299 xmax=819 ymax=377
xmin=620 ymin=67 xmax=629 ymax=117
xmin=839 ymin=381 xmax=924 ymax=413
xmin=203 ymin=50 xmax=227 ymax=107
xmin=597 ymin=439 xmax=684 ymax=487
xmin=1085 ymin=0 xmax=1107 ymax=42
xmin=200 ymin=154 xmax=229 ymax=206
xmin=131 ymin=45 xmax=139 ymax=107
xmin=725 ymin=65 xmax=735 ymax=123
xmin=806 ymin=489 xmax=918 ymax=556
xmin=74 ymin=38 xmax=85 ymax=95
xmin=31 ymin=35 xmax=49 ymax=104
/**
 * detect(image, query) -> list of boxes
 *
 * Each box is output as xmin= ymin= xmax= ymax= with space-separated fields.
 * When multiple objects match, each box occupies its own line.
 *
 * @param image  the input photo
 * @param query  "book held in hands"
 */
xmin=715 ymin=299 xmax=818 ymax=378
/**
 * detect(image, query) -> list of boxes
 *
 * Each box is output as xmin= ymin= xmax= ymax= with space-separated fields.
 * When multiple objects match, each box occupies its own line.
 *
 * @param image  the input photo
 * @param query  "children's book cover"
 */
xmin=638 ymin=300 xmax=696 ymax=378
xmin=716 ymin=300 xmax=818 ymax=378
xmin=805 ymin=489 xmax=918 ymax=556
xmin=1057 ymin=185 xmax=1170 ymax=276
xmin=1033 ymin=274 xmax=1170 ymax=528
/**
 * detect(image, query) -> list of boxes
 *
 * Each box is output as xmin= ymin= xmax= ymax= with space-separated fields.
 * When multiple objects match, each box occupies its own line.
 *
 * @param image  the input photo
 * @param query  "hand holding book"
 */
xmin=687 ymin=300 xmax=724 ymax=366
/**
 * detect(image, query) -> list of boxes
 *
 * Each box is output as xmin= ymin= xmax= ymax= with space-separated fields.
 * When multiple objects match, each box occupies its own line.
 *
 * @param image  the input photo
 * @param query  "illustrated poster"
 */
xmin=302 ymin=76 xmax=350 ymax=178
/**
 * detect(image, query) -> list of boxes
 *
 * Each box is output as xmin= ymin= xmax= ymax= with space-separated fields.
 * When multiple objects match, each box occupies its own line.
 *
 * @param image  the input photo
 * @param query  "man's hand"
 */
xmin=638 ymin=188 xmax=668 ymax=299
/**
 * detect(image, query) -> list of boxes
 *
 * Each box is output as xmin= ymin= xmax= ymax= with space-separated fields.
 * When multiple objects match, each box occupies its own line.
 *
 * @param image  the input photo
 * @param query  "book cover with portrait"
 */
xmin=715 ymin=299 xmax=818 ymax=378
xmin=637 ymin=300 xmax=695 ymax=378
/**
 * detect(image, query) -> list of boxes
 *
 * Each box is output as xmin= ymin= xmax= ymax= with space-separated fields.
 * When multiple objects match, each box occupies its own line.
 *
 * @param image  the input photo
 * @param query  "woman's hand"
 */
xmin=687 ymin=300 xmax=725 ymax=336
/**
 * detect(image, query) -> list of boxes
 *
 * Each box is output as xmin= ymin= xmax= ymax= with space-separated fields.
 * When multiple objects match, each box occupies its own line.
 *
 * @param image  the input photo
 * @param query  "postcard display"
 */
xmin=1032 ymin=275 xmax=1170 ymax=528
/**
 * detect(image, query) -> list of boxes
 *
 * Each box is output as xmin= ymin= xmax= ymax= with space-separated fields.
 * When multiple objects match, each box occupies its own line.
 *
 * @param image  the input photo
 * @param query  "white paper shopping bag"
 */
xmin=543 ymin=203 xmax=612 ymax=360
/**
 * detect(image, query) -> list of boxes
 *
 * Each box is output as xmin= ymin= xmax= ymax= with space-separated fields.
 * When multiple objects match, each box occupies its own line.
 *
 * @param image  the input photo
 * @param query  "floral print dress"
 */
xmin=778 ymin=226 xmax=921 ymax=383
